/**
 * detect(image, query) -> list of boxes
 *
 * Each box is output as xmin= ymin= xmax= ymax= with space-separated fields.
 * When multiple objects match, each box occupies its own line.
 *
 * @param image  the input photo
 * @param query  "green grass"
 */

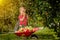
xmin=0 ymin=33 xmax=59 ymax=40
xmin=0 ymin=24 xmax=59 ymax=40
xmin=0 ymin=27 xmax=59 ymax=40
xmin=0 ymin=26 xmax=59 ymax=40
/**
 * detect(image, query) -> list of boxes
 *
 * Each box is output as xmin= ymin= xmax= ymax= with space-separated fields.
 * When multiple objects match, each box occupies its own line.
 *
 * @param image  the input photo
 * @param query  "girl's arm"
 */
xmin=27 ymin=14 xmax=28 ymax=19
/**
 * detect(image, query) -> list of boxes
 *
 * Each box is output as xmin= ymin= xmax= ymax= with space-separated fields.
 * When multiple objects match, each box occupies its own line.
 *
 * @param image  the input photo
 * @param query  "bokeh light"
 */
xmin=0 ymin=0 xmax=8 ymax=6
xmin=0 ymin=0 xmax=3 ymax=5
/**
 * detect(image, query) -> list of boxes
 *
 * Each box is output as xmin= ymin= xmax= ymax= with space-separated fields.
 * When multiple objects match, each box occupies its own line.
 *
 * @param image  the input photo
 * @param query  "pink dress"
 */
xmin=18 ymin=15 xmax=28 ymax=26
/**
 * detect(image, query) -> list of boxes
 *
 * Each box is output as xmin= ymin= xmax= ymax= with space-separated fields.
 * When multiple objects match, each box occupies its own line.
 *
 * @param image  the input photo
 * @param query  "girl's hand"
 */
xmin=20 ymin=19 xmax=24 ymax=21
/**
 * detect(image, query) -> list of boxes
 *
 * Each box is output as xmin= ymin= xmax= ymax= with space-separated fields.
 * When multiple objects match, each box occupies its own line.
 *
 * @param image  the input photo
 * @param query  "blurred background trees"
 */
xmin=0 ymin=0 xmax=19 ymax=32
xmin=0 ymin=0 xmax=60 ymax=37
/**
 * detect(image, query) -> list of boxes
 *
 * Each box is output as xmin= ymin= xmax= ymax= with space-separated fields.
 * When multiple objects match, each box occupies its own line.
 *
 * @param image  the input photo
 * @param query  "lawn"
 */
xmin=0 ymin=33 xmax=56 ymax=40
xmin=0 ymin=28 xmax=58 ymax=40
xmin=0 ymin=27 xmax=59 ymax=40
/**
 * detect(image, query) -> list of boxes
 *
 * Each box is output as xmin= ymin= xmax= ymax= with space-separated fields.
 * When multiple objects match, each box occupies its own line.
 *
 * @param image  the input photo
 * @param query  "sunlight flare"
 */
xmin=0 ymin=0 xmax=3 ymax=5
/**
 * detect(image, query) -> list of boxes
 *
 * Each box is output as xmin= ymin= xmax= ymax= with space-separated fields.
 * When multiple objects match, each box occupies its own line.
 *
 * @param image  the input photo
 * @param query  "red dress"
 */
xmin=18 ymin=15 xmax=28 ymax=26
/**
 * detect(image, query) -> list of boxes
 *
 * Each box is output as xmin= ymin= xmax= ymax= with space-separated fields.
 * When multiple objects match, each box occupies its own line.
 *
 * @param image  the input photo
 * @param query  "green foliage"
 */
xmin=33 ymin=27 xmax=58 ymax=39
xmin=0 ymin=0 xmax=19 ymax=33
xmin=0 ymin=33 xmax=59 ymax=40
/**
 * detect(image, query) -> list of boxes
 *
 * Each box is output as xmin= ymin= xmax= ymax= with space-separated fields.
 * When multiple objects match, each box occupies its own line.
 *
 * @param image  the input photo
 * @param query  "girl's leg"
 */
xmin=14 ymin=25 xmax=23 ymax=32
xmin=14 ymin=26 xmax=19 ymax=32
xmin=14 ymin=21 xmax=19 ymax=32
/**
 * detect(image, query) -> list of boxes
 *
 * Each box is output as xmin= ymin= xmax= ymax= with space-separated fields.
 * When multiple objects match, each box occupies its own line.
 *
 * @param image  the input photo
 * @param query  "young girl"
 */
xmin=14 ymin=6 xmax=28 ymax=32
xmin=18 ymin=6 xmax=28 ymax=27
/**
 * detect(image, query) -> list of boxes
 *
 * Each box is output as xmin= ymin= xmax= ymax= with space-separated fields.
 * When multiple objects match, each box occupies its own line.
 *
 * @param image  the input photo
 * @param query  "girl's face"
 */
xmin=19 ymin=7 xmax=26 ymax=15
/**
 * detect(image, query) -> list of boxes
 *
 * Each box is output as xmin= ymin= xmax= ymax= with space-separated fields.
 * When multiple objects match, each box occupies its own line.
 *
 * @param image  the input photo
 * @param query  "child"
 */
xmin=18 ymin=6 xmax=28 ymax=27
xmin=14 ymin=6 xmax=28 ymax=32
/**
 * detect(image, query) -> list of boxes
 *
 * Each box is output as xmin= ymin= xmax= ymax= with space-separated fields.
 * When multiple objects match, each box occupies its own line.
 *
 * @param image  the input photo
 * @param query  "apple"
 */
xmin=24 ymin=29 xmax=32 ymax=36
xmin=15 ymin=31 xmax=23 ymax=36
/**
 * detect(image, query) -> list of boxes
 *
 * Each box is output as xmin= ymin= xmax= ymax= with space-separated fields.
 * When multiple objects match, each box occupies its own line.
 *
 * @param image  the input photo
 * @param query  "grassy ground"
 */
xmin=0 ymin=27 xmax=59 ymax=40
xmin=0 ymin=33 xmax=58 ymax=40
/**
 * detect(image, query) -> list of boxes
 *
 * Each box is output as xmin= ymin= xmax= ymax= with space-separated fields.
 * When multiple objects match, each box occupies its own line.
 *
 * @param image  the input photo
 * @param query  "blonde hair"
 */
xmin=19 ymin=5 xmax=27 ymax=13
